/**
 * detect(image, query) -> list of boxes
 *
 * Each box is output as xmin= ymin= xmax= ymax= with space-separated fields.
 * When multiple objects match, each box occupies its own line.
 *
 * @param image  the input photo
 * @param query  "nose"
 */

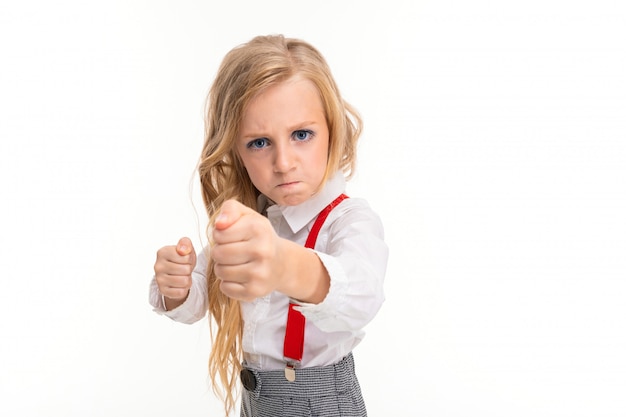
xmin=273 ymin=142 xmax=296 ymax=173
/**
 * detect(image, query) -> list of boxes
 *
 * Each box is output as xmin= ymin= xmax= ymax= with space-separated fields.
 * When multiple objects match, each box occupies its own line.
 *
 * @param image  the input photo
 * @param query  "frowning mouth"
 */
xmin=277 ymin=181 xmax=300 ymax=188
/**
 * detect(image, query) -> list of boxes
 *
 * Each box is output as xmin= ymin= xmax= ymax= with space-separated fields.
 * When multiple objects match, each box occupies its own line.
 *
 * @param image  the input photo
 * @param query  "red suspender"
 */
xmin=282 ymin=193 xmax=348 ymax=381
xmin=304 ymin=193 xmax=349 ymax=250
xmin=283 ymin=304 xmax=306 ymax=367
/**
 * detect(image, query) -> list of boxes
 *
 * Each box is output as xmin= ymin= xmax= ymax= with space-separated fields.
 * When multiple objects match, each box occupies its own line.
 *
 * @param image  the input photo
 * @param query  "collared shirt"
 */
xmin=149 ymin=172 xmax=388 ymax=370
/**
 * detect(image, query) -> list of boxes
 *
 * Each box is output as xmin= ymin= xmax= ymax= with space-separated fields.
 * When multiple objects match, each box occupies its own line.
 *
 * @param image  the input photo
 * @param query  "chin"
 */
xmin=276 ymin=195 xmax=307 ymax=207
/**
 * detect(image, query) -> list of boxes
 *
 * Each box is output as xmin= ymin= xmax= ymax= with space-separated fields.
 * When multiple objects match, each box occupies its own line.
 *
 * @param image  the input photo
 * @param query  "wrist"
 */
xmin=162 ymin=289 xmax=190 ymax=311
xmin=275 ymin=240 xmax=329 ymax=303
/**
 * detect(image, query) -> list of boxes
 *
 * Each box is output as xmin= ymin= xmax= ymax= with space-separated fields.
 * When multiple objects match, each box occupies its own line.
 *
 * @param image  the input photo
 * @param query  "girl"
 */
xmin=150 ymin=34 xmax=388 ymax=417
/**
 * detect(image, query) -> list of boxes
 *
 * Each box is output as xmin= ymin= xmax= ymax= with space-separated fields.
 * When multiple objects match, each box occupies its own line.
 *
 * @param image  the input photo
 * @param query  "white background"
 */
xmin=1 ymin=1 xmax=625 ymax=416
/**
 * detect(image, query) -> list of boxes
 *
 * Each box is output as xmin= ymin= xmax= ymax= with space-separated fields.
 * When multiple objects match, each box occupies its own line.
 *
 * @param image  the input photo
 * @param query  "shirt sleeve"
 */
xmin=148 ymin=248 xmax=209 ymax=324
xmin=297 ymin=199 xmax=388 ymax=332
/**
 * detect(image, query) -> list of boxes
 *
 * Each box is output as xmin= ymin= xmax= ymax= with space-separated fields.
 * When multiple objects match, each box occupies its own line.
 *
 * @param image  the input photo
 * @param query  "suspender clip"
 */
xmin=284 ymin=362 xmax=297 ymax=382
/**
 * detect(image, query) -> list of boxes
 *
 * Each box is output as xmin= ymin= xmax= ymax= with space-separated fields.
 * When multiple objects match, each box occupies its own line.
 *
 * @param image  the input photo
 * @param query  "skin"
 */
xmin=237 ymin=76 xmax=329 ymax=207
xmin=155 ymin=76 xmax=331 ymax=308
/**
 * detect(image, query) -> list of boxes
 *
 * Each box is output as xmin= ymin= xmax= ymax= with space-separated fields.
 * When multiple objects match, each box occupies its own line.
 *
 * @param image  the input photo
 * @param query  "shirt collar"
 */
xmin=260 ymin=171 xmax=347 ymax=234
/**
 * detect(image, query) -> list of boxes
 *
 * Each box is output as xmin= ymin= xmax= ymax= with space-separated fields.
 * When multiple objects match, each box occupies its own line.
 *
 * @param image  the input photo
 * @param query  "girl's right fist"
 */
xmin=154 ymin=237 xmax=197 ymax=302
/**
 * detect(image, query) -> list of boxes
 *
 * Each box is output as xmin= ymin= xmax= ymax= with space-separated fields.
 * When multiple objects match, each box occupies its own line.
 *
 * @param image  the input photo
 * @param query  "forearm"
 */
xmin=275 ymin=238 xmax=330 ymax=304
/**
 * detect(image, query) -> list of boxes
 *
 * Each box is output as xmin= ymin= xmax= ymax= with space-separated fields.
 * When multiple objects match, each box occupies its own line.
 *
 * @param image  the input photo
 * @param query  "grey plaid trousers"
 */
xmin=240 ymin=353 xmax=367 ymax=417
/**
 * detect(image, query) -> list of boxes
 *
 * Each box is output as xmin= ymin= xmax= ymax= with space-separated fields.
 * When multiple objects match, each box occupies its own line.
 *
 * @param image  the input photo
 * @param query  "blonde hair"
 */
xmin=197 ymin=34 xmax=362 ymax=416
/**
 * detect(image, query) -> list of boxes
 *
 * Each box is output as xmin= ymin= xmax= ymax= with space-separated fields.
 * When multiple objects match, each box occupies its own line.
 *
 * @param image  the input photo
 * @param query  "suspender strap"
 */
xmin=304 ymin=193 xmax=349 ymax=250
xmin=282 ymin=193 xmax=349 ymax=372
xmin=283 ymin=302 xmax=306 ymax=365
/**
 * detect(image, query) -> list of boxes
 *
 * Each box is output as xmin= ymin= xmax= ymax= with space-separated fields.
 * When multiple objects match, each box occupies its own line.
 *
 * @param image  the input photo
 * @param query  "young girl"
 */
xmin=150 ymin=34 xmax=388 ymax=417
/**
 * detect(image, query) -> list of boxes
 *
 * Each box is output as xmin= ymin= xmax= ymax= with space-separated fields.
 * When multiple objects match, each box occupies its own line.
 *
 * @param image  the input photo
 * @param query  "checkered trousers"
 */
xmin=240 ymin=353 xmax=367 ymax=417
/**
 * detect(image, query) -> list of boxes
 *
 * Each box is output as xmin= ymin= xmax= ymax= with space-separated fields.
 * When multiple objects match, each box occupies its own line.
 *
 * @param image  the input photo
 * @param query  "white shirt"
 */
xmin=149 ymin=172 xmax=388 ymax=370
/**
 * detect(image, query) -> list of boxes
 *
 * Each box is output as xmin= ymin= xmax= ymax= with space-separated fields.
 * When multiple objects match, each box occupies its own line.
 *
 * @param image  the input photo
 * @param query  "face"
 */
xmin=236 ymin=76 xmax=329 ymax=206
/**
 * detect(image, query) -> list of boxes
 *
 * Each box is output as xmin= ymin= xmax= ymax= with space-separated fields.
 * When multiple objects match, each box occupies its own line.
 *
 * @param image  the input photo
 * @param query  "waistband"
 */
xmin=240 ymin=353 xmax=357 ymax=399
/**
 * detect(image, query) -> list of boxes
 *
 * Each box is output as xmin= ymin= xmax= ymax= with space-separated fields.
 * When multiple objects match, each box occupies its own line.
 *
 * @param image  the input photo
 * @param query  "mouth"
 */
xmin=277 ymin=181 xmax=300 ymax=188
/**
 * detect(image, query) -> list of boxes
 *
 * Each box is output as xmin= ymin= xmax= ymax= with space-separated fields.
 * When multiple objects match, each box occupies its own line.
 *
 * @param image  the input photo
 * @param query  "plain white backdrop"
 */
xmin=1 ymin=1 xmax=625 ymax=416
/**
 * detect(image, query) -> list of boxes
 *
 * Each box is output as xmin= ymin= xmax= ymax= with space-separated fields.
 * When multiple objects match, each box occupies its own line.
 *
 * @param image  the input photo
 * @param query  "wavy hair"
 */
xmin=197 ymin=34 xmax=362 ymax=416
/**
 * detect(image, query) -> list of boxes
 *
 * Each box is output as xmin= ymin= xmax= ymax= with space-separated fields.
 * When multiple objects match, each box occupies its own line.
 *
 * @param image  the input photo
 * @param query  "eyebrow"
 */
xmin=240 ymin=121 xmax=319 ymax=140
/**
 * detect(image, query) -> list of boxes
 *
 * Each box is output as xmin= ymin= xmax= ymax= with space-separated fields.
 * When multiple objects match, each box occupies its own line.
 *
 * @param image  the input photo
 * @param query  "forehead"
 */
xmin=240 ymin=76 xmax=326 ymax=130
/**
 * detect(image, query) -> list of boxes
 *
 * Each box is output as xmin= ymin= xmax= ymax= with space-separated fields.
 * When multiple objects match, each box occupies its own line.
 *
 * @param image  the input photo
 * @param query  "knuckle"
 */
xmin=182 ymin=263 xmax=194 ymax=276
xmin=210 ymin=245 xmax=221 ymax=261
xmin=250 ymin=219 xmax=267 ymax=235
xmin=154 ymin=265 xmax=167 ymax=278
xmin=249 ymin=244 xmax=269 ymax=260
xmin=156 ymin=246 xmax=170 ymax=258
xmin=213 ymin=264 xmax=224 ymax=279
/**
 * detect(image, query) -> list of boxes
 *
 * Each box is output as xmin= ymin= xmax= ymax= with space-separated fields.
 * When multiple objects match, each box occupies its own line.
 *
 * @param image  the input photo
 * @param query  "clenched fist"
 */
xmin=211 ymin=199 xmax=284 ymax=302
xmin=154 ymin=237 xmax=197 ymax=309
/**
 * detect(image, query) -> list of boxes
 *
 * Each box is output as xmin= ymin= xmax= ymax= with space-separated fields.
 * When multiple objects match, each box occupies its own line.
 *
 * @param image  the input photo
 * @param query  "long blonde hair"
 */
xmin=197 ymin=34 xmax=362 ymax=416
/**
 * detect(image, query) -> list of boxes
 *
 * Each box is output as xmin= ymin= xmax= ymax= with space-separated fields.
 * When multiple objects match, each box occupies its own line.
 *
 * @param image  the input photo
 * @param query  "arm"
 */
xmin=273 ymin=238 xmax=330 ymax=303
xmin=298 ymin=200 xmax=388 ymax=332
xmin=210 ymin=200 xmax=332 ymax=303
xmin=210 ymin=198 xmax=388 ymax=325
xmin=149 ymin=238 xmax=208 ymax=324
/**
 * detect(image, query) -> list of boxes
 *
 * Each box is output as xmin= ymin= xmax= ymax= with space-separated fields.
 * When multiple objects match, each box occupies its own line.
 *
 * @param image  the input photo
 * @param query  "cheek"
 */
xmin=240 ymin=159 xmax=266 ymax=186
xmin=237 ymin=148 xmax=256 ymax=173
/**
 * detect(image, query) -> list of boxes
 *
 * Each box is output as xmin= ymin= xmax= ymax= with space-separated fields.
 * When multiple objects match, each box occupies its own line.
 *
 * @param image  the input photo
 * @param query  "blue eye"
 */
xmin=247 ymin=138 xmax=269 ymax=149
xmin=293 ymin=130 xmax=313 ymax=141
